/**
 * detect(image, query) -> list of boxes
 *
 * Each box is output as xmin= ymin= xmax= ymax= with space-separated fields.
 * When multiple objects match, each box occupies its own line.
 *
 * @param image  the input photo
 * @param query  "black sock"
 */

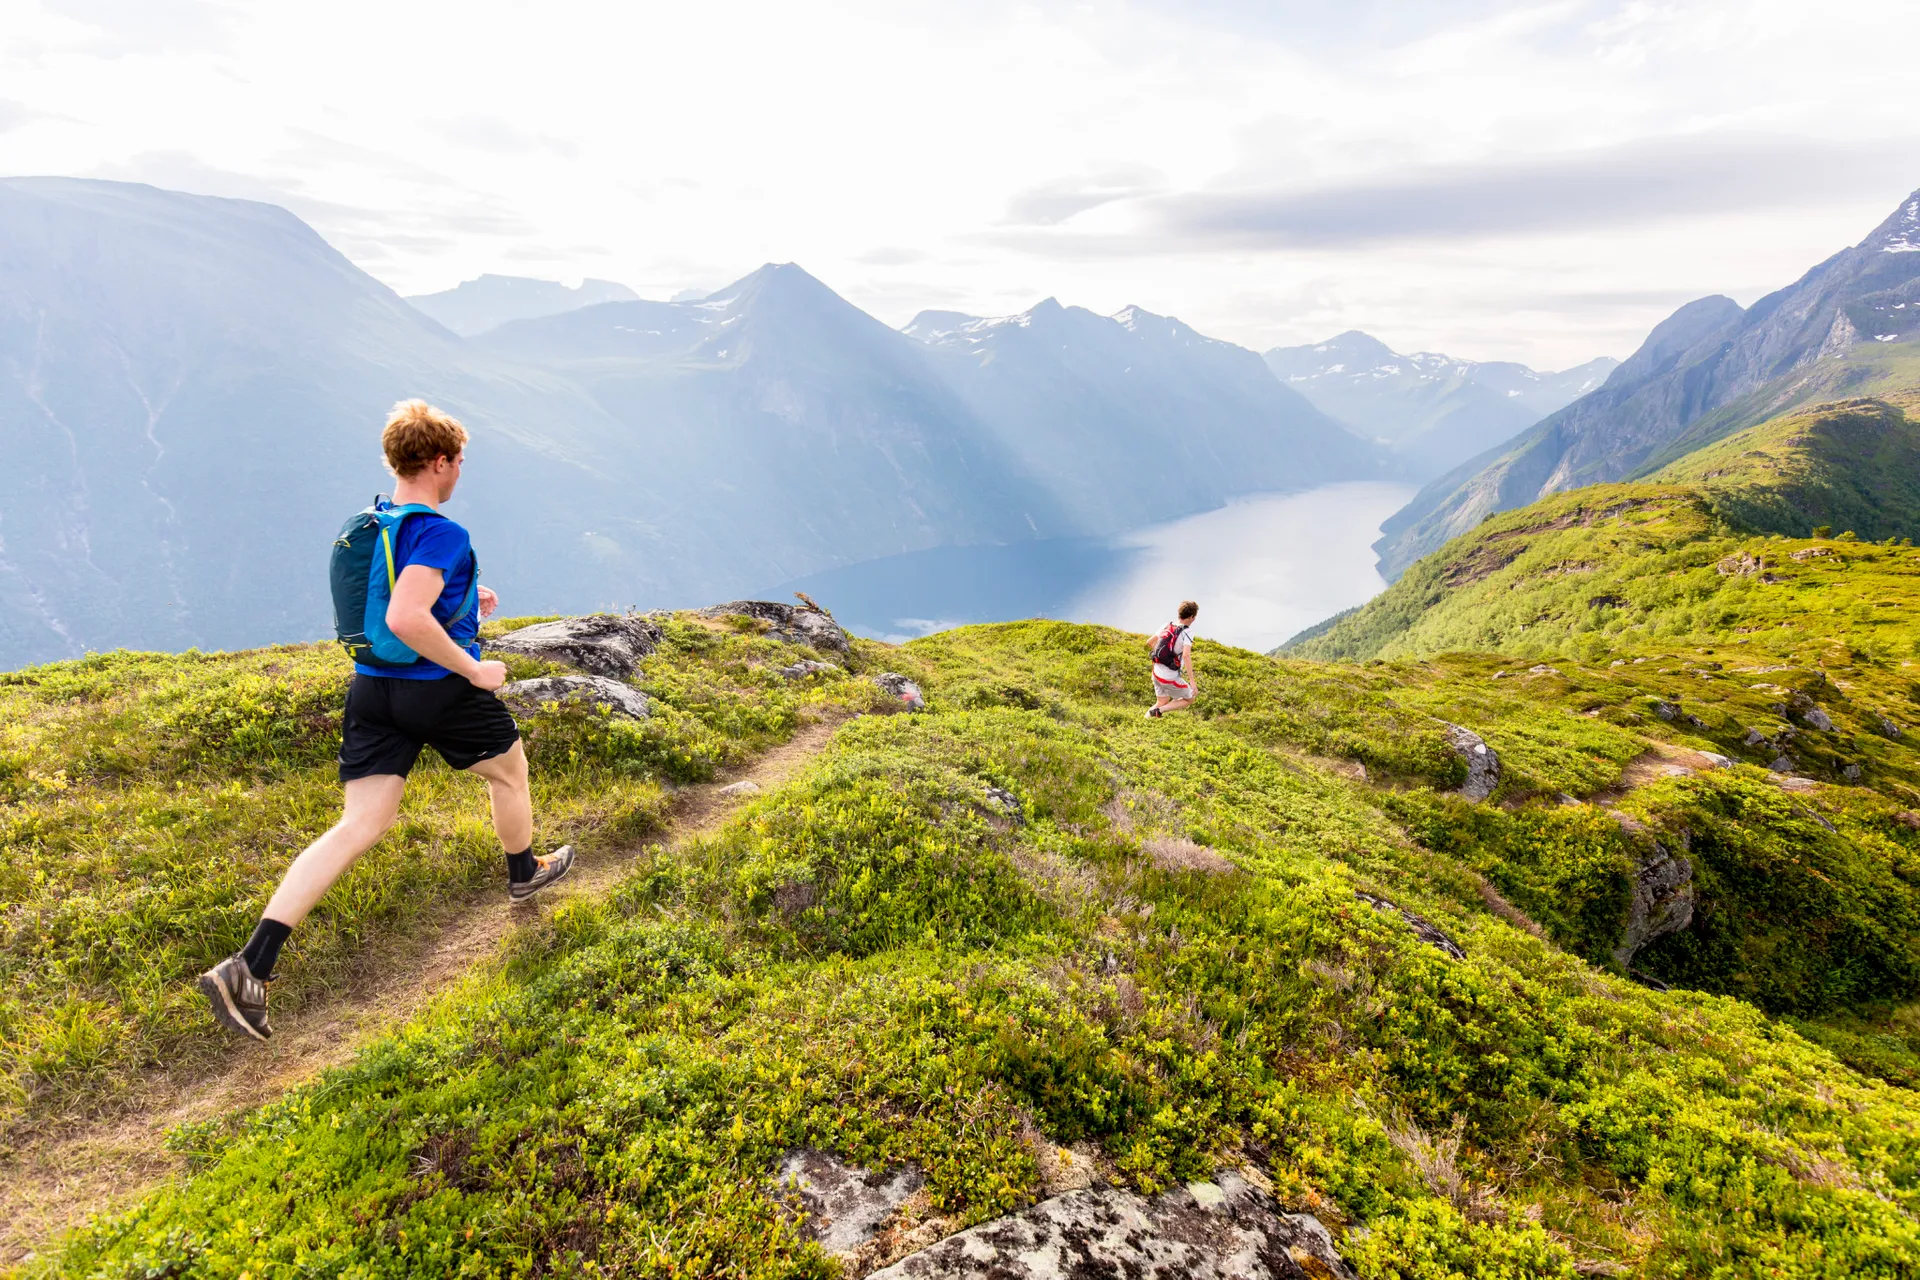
xmin=506 ymin=848 xmax=537 ymax=883
xmin=241 ymin=918 xmax=292 ymax=982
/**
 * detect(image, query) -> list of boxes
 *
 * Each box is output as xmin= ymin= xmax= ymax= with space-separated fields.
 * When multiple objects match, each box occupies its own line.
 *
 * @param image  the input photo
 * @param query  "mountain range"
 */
xmin=1262 ymin=331 xmax=1617 ymax=479
xmin=405 ymin=274 xmax=640 ymax=336
xmin=1374 ymin=187 xmax=1920 ymax=578
xmin=904 ymin=301 xmax=1375 ymax=532
xmin=0 ymin=177 xmax=1388 ymax=668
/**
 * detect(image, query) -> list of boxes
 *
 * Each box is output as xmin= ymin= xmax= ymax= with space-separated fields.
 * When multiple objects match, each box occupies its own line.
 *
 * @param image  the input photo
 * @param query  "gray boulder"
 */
xmin=1442 ymin=723 xmax=1500 ymax=801
xmin=489 ymin=614 xmax=662 ymax=679
xmin=501 ymin=674 xmax=650 ymax=721
xmin=773 ymin=1149 xmax=923 ymax=1260
xmin=1608 ymin=818 xmax=1694 ymax=967
xmin=868 ymin=1171 xmax=1353 ymax=1280
xmin=1355 ymin=892 xmax=1466 ymax=960
xmin=875 ymin=673 xmax=927 ymax=711
xmin=701 ymin=600 xmax=850 ymax=654
xmin=778 ymin=659 xmax=838 ymax=680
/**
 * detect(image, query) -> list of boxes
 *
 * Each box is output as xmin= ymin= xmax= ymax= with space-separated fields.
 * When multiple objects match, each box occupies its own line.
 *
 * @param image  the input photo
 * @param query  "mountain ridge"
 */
xmin=1373 ymin=186 xmax=1920 ymax=577
xmin=405 ymin=273 xmax=641 ymax=336
xmin=1262 ymin=329 xmax=1618 ymax=481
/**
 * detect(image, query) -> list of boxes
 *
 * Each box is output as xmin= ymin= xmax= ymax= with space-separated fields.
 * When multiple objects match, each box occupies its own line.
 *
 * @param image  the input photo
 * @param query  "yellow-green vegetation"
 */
xmin=30 ymin=620 xmax=1920 ymax=1278
xmin=0 ymin=615 xmax=874 ymax=1136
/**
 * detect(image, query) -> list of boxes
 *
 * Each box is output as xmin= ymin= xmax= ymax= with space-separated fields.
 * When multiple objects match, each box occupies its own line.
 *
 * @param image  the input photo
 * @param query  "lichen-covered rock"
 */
xmin=1609 ymin=825 xmax=1694 ymax=967
xmin=1800 ymin=706 xmax=1836 ymax=732
xmin=1441 ymin=723 xmax=1500 ymax=801
xmin=719 ymin=780 xmax=762 ymax=798
xmin=701 ymin=600 xmax=850 ymax=653
xmin=1355 ymin=892 xmax=1465 ymax=959
xmin=874 ymin=673 xmax=926 ymax=711
xmin=489 ymin=614 xmax=662 ymax=679
xmin=772 ymin=1149 xmax=923 ymax=1258
xmin=500 ymin=674 xmax=650 ymax=721
xmin=777 ymin=659 xmax=838 ymax=680
xmin=984 ymin=785 xmax=1023 ymax=824
xmin=867 ymin=1171 xmax=1353 ymax=1280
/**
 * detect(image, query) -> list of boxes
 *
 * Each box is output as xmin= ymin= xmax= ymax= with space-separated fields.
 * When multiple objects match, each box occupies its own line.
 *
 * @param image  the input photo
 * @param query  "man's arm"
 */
xmin=387 ymin=564 xmax=507 ymax=690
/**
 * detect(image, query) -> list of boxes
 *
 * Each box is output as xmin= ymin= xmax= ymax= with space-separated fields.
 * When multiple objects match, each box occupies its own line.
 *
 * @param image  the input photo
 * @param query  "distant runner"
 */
xmin=1146 ymin=600 xmax=1199 ymax=718
xmin=199 ymin=400 xmax=573 ymax=1042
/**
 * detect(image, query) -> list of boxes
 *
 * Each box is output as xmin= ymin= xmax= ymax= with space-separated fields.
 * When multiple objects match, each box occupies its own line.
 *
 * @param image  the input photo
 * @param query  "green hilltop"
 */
xmin=2 ymin=614 xmax=1918 ymax=1273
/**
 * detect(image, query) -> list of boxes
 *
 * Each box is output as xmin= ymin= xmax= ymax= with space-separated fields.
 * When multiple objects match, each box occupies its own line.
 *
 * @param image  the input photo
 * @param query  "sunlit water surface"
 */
xmin=769 ymin=481 xmax=1415 ymax=654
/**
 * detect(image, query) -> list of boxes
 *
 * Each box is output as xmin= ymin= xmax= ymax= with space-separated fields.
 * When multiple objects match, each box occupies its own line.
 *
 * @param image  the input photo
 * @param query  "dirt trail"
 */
xmin=0 ymin=718 xmax=840 ymax=1268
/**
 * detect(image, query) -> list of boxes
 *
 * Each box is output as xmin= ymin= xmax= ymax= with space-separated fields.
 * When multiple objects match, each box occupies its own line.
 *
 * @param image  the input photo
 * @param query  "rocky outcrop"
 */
xmin=1355 ymin=892 xmax=1466 ymax=960
xmin=488 ymin=614 xmax=661 ymax=679
xmin=869 ymin=1172 xmax=1351 ymax=1280
xmin=874 ymin=673 xmax=927 ymax=711
xmin=1608 ymin=815 xmax=1694 ymax=967
xmin=500 ymin=674 xmax=650 ymax=720
xmin=773 ymin=1149 xmax=923 ymax=1260
xmin=700 ymin=600 xmax=850 ymax=654
xmin=778 ymin=659 xmax=838 ymax=680
xmin=1442 ymin=723 xmax=1500 ymax=801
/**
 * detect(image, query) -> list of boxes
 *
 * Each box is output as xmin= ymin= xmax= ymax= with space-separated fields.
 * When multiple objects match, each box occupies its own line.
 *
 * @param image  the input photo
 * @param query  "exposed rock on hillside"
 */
xmin=874 ymin=673 xmax=927 ymax=711
xmin=1356 ymin=893 xmax=1466 ymax=960
xmin=500 ymin=674 xmax=650 ymax=720
xmin=773 ymin=1149 xmax=924 ymax=1261
xmin=489 ymin=614 xmax=662 ymax=678
xmin=701 ymin=601 xmax=850 ymax=653
xmin=867 ymin=1171 xmax=1353 ymax=1280
xmin=1608 ymin=817 xmax=1696 ymax=967
xmin=1442 ymin=723 xmax=1500 ymax=800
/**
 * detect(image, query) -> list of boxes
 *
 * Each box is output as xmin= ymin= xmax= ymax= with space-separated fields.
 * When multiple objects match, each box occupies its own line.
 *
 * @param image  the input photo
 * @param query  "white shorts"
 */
xmin=1152 ymin=667 xmax=1192 ymax=699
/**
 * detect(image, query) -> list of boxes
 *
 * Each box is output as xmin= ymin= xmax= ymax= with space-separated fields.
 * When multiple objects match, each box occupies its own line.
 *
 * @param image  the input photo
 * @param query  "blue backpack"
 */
xmin=329 ymin=496 xmax=479 ymax=668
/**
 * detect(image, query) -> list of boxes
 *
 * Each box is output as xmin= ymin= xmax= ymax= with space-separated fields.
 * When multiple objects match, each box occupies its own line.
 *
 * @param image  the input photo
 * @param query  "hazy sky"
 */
xmin=4 ymin=0 xmax=1917 ymax=366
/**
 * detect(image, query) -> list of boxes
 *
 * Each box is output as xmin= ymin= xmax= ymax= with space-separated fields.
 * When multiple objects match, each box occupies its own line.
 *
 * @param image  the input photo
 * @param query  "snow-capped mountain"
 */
xmin=1262 ymin=331 xmax=1617 ymax=482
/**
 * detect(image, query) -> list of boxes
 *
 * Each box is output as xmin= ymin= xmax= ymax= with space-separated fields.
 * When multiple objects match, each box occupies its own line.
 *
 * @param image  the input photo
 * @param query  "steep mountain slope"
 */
xmin=1375 ymin=187 xmax=1920 ymax=577
xmin=1289 ymin=392 xmax=1920 ymax=666
xmin=1263 ymin=330 xmax=1616 ymax=480
xmin=905 ymin=301 xmax=1381 ymax=531
xmin=404 ymin=273 xmax=640 ymax=335
xmin=474 ymin=265 xmax=1062 ymax=582
xmin=0 ymin=178 xmax=634 ymax=668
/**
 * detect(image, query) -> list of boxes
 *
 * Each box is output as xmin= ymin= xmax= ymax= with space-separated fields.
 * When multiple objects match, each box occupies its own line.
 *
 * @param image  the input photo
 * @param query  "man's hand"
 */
xmin=469 ymin=659 xmax=509 ymax=692
xmin=477 ymin=585 xmax=499 ymax=619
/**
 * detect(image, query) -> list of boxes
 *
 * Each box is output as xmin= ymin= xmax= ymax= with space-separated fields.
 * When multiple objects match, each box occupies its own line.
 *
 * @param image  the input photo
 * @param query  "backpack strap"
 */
xmin=375 ymin=503 xmax=443 ymax=592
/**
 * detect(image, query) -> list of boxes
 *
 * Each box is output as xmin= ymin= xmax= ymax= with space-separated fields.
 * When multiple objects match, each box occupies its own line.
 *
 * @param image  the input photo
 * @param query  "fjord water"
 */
xmin=772 ymin=480 xmax=1415 ymax=652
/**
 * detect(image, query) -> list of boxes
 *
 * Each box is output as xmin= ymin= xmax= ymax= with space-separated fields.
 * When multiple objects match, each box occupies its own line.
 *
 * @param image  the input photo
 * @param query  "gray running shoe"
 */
xmin=198 ymin=954 xmax=272 ymax=1041
xmin=510 ymin=844 xmax=575 ymax=903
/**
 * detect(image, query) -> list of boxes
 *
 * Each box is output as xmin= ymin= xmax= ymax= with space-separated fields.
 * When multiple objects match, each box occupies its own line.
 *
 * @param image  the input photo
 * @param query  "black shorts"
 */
xmin=338 ymin=674 xmax=521 ymax=782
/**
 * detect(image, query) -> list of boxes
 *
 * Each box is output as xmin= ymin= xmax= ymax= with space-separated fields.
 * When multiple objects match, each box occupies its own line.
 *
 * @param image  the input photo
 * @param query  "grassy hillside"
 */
xmin=21 ymin=620 xmax=1920 ymax=1278
xmin=1286 ymin=395 xmax=1920 ymax=670
xmin=0 ymin=617 xmax=880 ymax=1138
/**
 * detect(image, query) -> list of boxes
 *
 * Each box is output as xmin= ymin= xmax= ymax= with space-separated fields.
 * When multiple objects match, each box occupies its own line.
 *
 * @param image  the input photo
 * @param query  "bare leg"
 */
xmin=1161 ymin=696 xmax=1196 ymax=714
xmin=262 ymin=775 xmax=407 ymax=926
xmin=467 ymin=740 xmax=532 ymax=853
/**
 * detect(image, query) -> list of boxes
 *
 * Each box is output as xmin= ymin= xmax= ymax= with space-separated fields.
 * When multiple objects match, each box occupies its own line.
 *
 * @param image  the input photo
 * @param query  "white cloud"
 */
xmin=1 ymin=0 xmax=1917 ymax=366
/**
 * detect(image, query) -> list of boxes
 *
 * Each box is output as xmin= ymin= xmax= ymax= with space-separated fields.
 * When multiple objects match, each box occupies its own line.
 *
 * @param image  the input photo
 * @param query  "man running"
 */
xmin=1146 ymin=600 xmax=1199 ymax=718
xmin=199 ymin=400 xmax=574 ymax=1042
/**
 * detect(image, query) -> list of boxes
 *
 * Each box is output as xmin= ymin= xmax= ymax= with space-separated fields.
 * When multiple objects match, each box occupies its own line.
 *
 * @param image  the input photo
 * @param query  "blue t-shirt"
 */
xmin=355 ymin=511 xmax=482 ymax=680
